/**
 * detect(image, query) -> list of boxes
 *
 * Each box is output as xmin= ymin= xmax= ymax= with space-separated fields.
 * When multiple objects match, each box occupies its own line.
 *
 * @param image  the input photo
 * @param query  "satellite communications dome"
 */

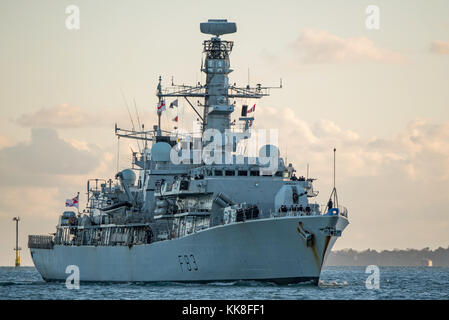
xmin=200 ymin=19 xmax=237 ymax=37
xmin=151 ymin=142 xmax=172 ymax=162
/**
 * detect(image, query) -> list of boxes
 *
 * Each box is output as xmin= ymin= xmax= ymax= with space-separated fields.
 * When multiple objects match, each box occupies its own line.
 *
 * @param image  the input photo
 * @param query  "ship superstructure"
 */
xmin=29 ymin=20 xmax=349 ymax=284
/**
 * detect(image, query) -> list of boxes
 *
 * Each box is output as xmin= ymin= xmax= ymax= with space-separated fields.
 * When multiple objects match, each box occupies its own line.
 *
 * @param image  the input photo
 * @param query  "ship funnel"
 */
xmin=200 ymin=19 xmax=237 ymax=37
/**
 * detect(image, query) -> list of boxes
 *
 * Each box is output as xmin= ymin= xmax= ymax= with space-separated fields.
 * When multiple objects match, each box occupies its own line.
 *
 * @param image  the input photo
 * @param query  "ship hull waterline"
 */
xmin=30 ymin=215 xmax=348 ymax=285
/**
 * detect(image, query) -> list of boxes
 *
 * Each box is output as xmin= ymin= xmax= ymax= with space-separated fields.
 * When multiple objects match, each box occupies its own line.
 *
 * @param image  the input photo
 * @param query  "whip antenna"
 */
xmin=333 ymin=148 xmax=336 ymax=190
xmin=120 ymin=89 xmax=141 ymax=152
xmin=327 ymin=148 xmax=339 ymax=211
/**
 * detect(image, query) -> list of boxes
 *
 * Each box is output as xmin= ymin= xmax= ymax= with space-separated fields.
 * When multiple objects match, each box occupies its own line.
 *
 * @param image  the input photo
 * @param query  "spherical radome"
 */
xmin=151 ymin=142 xmax=172 ymax=162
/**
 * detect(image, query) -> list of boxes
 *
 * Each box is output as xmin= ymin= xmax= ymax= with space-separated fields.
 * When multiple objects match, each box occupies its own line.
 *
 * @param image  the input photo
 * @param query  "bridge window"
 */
xmin=238 ymin=170 xmax=248 ymax=176
xmin=225 ymin=170 xmax=235 ymax=176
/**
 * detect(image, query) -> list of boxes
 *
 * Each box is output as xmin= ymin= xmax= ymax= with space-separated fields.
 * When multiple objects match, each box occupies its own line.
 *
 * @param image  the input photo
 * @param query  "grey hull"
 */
xmin=31 ymin=215 xmax=348 ymax=284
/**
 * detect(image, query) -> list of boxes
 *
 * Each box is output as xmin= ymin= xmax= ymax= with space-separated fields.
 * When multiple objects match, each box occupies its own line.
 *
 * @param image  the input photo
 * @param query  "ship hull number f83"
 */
xmin=178 ymin=254 xmax=198 ymax=272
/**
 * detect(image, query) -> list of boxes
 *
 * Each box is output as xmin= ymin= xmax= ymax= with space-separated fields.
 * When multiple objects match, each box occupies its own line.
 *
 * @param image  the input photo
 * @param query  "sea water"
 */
xmin=0 ymin=266 xmax=448 ymax=300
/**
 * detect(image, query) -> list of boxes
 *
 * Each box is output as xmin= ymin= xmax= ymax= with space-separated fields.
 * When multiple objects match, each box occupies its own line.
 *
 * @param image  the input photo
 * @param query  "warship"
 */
xmin=29 ymin=19 xmax=349 ymax=285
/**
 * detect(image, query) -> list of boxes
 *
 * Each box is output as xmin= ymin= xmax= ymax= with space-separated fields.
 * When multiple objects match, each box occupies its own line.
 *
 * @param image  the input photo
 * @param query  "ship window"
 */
xmin=214 ymin=170 xmax=223 ymax=176
xmin=225 ymin=170 xmax=235 ymax=176
xmin=238 ymin=170 xmax=248 ymax=176
xmin=250 ymin=170 xmax=260 ymax=176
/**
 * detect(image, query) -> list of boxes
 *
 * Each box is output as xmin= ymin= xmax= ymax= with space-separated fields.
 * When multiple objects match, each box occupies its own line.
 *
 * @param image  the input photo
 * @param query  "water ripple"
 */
xmin=0 ymin=266 xmax=448 ymax=300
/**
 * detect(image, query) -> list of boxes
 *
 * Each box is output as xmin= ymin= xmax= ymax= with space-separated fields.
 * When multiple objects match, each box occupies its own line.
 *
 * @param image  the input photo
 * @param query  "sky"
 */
xmin=0 ymin=0 xmax=448 ymax=266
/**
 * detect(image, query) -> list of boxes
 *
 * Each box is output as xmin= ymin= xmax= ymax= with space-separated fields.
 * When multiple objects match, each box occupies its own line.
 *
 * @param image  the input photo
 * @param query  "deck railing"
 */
xmin=28 ymin=235 xmax=54 ymax=249
xmin=269 ymin=205 xmax=348 ymax=219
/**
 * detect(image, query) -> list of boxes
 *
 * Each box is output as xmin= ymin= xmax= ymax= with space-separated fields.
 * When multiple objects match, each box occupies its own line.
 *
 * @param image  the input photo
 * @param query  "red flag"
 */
xmin=247 ymin=104 xmax=256 ymax=113
xmin=65 ymin=194 xmax=79 ymax=208
xmin=172 ymin=116 xmax=178 ymax=122
xmin=157 ymin=100 xmax=166 ymax=112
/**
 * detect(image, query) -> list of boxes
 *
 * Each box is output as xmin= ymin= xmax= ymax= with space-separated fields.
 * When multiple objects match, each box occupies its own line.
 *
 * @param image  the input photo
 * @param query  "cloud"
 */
xmin=430 ymin=40 xmax=449 ymax=54
xmin=0 ymin=127 xmax=117 ymax=225
xmin=15 ymin=103 xmax=156 ymax=130
xmin=0 ymin=128 xmax=101 ymax=182
xmin=292 ymin=29 xmax=405 ymax=64
xmin=0 ymin=186 xmax=61 ymax=219
xmin=252 ymin=107 xmax=449 ymax=183
xmin=0 ymin=135 xmax=12 ymax=149
xmin=16 ymin=104 xmax=98 ymax=128
xmin=250 ymin=108 xmax=449 ymax=250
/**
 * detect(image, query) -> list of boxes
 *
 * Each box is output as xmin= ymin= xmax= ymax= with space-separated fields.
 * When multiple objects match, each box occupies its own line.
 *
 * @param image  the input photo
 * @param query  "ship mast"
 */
xmin=114 ymin=20 xmax=282 ymax=165
xmin=200 ymin=21 xmax=235 ymax=133
xmin=156 ymin=76 xmax=163 ymax=136
xmin=155 ymin=19 xmax=280 ymax=137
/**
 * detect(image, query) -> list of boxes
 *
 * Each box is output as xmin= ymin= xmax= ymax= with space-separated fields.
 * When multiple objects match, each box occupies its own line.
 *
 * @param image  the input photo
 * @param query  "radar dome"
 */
xmin=259 ymin=144 xmax=280 ymax=159
xmin=151 ymin=142 xmax=172 ymax=162
xmin=120 ymin=169 xmax=136 ymax=187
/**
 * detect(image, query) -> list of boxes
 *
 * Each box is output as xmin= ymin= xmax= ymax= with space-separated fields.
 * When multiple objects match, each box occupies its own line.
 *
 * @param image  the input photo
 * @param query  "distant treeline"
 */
xmin=325 ymin=247 xmax=449 ymax=267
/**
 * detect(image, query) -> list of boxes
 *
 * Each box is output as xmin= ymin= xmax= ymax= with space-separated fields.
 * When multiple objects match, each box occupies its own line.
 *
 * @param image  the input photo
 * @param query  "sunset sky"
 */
xmin=1 ymin=0 xmax=448 ymax=266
